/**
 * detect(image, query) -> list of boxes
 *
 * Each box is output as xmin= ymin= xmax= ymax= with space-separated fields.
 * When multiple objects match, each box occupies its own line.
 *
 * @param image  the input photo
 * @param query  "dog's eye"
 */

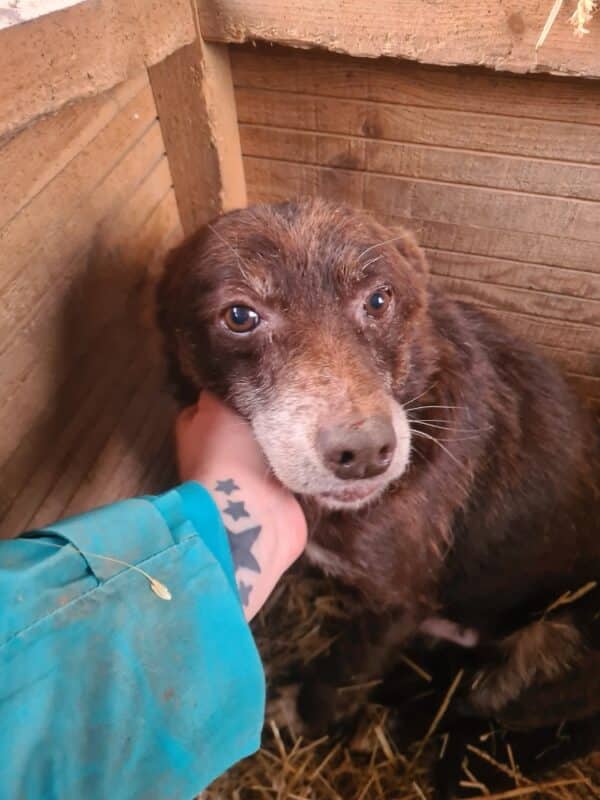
xmin=365 ymin=287 xmax=392 ymax=318
xmin=223 ymin=305 xmax=260 ymax=333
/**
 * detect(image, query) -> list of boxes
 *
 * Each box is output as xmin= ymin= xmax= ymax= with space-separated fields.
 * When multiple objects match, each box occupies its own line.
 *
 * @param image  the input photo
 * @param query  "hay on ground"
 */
xmin=203 ymin=568 xmax=599 ymax=799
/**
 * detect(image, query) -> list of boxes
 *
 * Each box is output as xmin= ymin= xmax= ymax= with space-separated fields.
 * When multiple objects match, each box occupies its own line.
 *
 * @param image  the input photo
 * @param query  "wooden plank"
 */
xmin=3 ymin=220 xmax=181 ymax=536
xmin=470 ymin=307 xmax=598 ymax=354
xmin=26 ymin=353 xmax=156 ymax=533
xmin=369 ymin=176 xmax=600 ymax=245
xmin=0 ymin=177 xmax=172 ymax=456
xmin=150 ymin=39 xmax=246 ymax=234
xmin=241 ymin=157 xmax=600 ymax=369
xmin=100 ymin=161 xmax=175 ymax=262
xmin=0 ymin=85 xmax=159 ymax=293
xmin=0 ymin=0 xmax=195 ymax=139
xmin=0 ymin=125 xmax=166 ymax=365
xmin=0 ymin=155 xmax=173 ymax=459
xmin=244 ymin=153 xmax=365 ymax=206
xmin=0 ymin=72 xmax=147 ymax=230
xmin=385 ymin=216 xmax=600 ymax=276
xmin=200 ymin=0 xmax=600 ymax=79
xmin=537 ymin=345 xmax=600 ymax=377
xmin=58 ymin=373 xmax=174 ymax=522
xmin=430 ymin=274 xmax=599 ymax=327
xmin=425 ymin=248 xmax=600 ymax=302
xmin=242 ymin=156 xmax=600 ymax=246
xmin=239 ymin=125 xmax=600 ymax=203
xmin=243 ymin=156 xmax=600 ymax=274
xmin=0 ymin=316 xmax=143 ymax=536
xmin=0 ymin=211 xmax=181 ymax=534
xmin=116 ymin=189 xmax=182 ymax=271
xmin=231 ymin=45 xmax=600 ymax=127
xmin=567 ymin=373 xmax=600 ymax=400
xmin=29 ymin=360 xmax=159 ymax=530
xmin=235 ymin=88 xmax=600 ymax=166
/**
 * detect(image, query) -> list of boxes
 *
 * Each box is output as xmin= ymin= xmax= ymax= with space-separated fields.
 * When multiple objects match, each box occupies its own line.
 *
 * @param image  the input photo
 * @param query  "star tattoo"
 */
xmin=238 ymin=580 xmax=253 ymax=607
xmin=226 ymin=525 xmax=261 ymax=573
xmin=224 ymin=500 xmax=250 ymax=522
xmin=215 ymin=478 xmax=240 ymax=495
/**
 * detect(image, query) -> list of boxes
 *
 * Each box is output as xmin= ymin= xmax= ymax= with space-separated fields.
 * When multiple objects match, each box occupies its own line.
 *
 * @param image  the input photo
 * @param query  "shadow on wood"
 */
xmin=0 ymin=235 xmax=177 ymax=539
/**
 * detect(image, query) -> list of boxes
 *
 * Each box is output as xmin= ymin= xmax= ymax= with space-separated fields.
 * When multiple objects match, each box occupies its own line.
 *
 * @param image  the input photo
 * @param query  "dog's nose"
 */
xmin=317 ymin=415 xmax=396 ymax=480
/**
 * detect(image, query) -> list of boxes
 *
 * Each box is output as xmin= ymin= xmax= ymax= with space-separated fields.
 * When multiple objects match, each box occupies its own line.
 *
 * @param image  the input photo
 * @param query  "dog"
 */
xmin=157 ymin=198 xmax=599 ymax=793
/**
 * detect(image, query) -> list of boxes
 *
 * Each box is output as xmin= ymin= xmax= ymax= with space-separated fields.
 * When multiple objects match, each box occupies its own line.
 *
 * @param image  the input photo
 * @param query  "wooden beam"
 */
xmin=0 ymin=0 xmax=196 ymax=139
xmin=149 ymin=35 xmax=246 ymax=234
xmin=198 ymin=0 xmax=600 ymax=79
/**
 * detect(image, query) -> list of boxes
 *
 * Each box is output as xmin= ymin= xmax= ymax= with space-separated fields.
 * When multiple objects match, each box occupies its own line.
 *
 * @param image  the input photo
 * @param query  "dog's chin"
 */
xmin=312 ymin=480 xmax=389 ymax=511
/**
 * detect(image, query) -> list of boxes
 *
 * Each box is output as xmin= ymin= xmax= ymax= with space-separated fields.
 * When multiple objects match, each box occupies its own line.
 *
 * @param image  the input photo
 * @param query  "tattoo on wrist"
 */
xmin=215 ymin=478 xmax=262 ymax=608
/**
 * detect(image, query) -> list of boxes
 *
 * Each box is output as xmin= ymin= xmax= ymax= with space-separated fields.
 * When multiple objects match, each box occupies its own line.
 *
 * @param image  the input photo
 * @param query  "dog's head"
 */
xmin=158 ymin=199 xmax=430 ymax=510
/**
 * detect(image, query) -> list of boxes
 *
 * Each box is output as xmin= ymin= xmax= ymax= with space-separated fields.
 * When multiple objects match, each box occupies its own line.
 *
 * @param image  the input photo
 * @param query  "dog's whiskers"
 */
xmin=410 ymin=440 xmax=467 ymax=493
xmin=357 ymin=234 xmax=412 ymax=263
xmin=402 ymin=382 xmax=439 ymax=408
xmin=208 ymin=224 xmax=253 ymax=281
xmin=406 ymin=403 xmax=466 ymax=413
xmin=411 ymin=420 xmax=492 ymax=434
xmin=359 ymin=254 xmax=384 ymax=275
xmin=411 ymin=428 xmax=468 ymax=471
xmin=424 ymin=433 xmax=483 ymax=442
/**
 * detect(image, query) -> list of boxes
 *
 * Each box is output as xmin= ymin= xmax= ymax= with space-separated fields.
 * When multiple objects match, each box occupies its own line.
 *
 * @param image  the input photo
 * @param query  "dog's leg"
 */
xmin=494 ymin=648 xmax=600 ymax=731
xmin=466 ymin=614 xmax=589 ymax=722
xmin=296 ymin=610 xmax=414 ymax=736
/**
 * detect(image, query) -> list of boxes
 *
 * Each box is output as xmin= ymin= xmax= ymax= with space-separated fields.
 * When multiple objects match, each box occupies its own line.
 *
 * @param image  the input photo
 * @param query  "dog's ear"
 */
xmin=393 ymin=228 xmax=429 ymax=279
xmin=155 ymin=238 xmax=203 ymax=405
xmin=389 ymin=228 xmax=430 ymax=326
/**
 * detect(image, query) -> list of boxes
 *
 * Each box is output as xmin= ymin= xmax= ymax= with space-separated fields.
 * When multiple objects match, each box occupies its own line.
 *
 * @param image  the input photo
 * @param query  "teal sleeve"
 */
xmin=0 ymin=482 xmax=265 ymax=800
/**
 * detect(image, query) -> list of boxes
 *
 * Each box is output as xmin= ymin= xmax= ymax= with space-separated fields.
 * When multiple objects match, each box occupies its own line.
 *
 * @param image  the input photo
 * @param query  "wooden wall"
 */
xmin=0 ymin=71 xmax=182 ymax=538
xmin=230 ymin=44 xmax=600 ymax=409
xmin=1 ymin=35 xmax=597 ymax=538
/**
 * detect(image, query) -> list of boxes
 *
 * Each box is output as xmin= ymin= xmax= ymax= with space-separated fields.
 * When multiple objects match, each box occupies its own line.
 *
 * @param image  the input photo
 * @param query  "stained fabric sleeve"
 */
xmin=0 ymin=482 xmax=265 ymax=800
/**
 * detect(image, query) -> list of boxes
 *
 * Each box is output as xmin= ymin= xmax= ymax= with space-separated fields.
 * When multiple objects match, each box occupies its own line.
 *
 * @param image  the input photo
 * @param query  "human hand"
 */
xmin=175 ymin=393 xmax=307 ymax=621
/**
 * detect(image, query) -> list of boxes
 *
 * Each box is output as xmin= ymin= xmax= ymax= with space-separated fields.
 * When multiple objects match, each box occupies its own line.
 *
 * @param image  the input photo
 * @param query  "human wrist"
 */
xmin=175 ymin=394 xmax=307 ymax=621
xmin=190 ymin=469 xmax=304 ymax=621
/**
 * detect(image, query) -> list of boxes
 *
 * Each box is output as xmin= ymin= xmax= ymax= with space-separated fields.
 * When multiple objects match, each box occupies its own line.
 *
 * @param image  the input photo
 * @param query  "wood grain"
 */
xmin=0 ymin=0 xmax=195 ymax=138
xmin=431 ymin=274 xmax=598 ymax=327
xmin=0 ymin=70 xmax=182 ymax=536
xmin=239 ymin=79 xmax=600 ymax=401
xmin=240 ymin=125 xmax=600 ymax=203
xmin=384 ymin=216 xmax=600 ymax=276
xmin=243 ymin=156 xmax=600 ymax=246
xmin=199 ymin=0 xmax=600 ymax=78
xmin=0 ymin=72 xmax=147 ymax=230
xmin=0 ymin=319 xmax=143 ymax=535
xmin=230 ymin=46 xmax=600 ymax=126
xmin=235 ymin=88 xmax=600 ymax=166
xmin=0 ymin=125 xmax=167 ymax=371
xmin=0 ymin=154 xmax=173 ymax=462
xmin=150 ymin=38 xmax=246 ymax=234
xmin=231 ymin=43 xmax=600 ymax=402
xmin=0 ymin=217 xmax=180 ymax=537
xmin=0 ymin=85 xmax=160 ymax=292
xmin=425 ymin=248 xmax=600 ymax=302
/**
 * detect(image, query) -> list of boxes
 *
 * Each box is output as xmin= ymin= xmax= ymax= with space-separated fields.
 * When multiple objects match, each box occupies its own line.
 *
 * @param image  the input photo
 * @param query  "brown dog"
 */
xmin=157 ymin=199 xmax=599 ymax=772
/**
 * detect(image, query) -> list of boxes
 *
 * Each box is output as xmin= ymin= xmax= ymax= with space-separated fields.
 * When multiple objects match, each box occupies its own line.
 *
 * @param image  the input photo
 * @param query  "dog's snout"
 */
xmin=317 ymin=415 xmax=396 ymax=480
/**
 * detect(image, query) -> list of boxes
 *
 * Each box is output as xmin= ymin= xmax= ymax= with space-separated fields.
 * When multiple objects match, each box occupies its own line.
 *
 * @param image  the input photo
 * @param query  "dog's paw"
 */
xmin=266 ymin=683 xmax=308 ymax=740
xmin=296 ymin=677 xmax=340 ymax=738
xmin=468 ymin=617 xmax=582 ymax=717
